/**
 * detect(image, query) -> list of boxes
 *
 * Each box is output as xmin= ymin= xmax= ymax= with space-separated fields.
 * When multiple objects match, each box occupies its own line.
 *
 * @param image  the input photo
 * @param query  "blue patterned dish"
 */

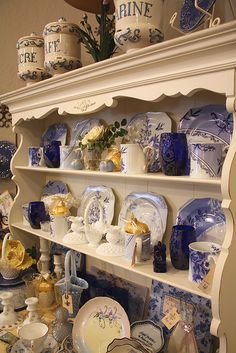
xmin=70 ymin=118 xmax=102 ymax=145
xmin=41 ymin=180 xmax=69 ymax=198
xmin=178 ymin=104 xmax=233 ymax=146
xmin=0 ymin=140 xmax=16 ymax=179
xmin=148 ymin=280 xmax=213 ymax=353
xmin=118 ymin=192 xmax=168 ymax=246
xmin=41 ymin=123 xmax=68 ymax=146
xmin=176 ymin=198 xmax=226 ymax=244
xmin=127 ymin=112 xmax=172 ymax=172
xmin=180 ymin=0 xmax=217 ymax=32
xmin=78 ymin=185 xmax=115 ymax=226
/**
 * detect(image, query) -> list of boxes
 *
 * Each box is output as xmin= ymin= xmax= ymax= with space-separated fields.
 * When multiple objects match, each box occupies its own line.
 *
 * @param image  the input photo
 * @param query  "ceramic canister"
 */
xmin=16 ymin=32 xmax=50 ymax=85
xmin=114 ymin=0 xmax=164 ymax=53
xmin=43 ymin=17 xmax=82 ymax=76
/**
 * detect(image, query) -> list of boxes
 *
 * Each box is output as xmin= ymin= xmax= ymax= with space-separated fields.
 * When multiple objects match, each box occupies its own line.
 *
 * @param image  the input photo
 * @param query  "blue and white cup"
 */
xmin=29 ymin=147 xmax=44 ymax=167
xmin=189 ymin=142 xmax=224 ymax=179
xmin=188 ymin=241 xmax=221 ymax=283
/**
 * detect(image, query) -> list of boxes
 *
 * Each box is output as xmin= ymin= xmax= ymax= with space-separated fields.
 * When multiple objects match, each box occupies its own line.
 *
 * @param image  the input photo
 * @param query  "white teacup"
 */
xmin=120 ymin=143 xmax=146 ymax=174
xmin=18 ymin=322 xmax=48 ymax=353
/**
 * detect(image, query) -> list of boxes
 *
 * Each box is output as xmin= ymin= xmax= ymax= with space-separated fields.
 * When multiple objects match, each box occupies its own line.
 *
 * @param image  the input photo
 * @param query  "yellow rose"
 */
xmin=81 ymin=126 xmax=105 ymax=145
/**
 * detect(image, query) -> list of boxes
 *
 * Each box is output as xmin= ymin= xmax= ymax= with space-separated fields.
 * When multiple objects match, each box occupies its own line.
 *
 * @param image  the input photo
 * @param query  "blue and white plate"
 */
xmin=78 ymin=185 xmax=115 ymax=226
xmin=180 ymin=0 xmax=217 ymax=32
xmin=148 ymin=280 xmax=213 ymax=353
xmin=0 ymin=140 xmax=16 ymax=179
xmin=118 ymin=192 xmax=168 ymax=245
xmin=41 ymin=180 xmax=69 ymax=198
xmin=176 ymin=198 xmax=226 ymax=244
xmin=178 ymin=104 xmax=233 ymax=146
xmin=41 ymin=123 xmax=68 ymax=146
xmin=127 ymin=112 xmax=172 ymax=172
xmin=70 ymin=118 xmax=102 ymax=145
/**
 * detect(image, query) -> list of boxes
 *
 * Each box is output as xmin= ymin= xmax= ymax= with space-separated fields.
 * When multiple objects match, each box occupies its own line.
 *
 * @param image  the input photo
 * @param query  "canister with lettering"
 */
xmin=43 ymin=17 xmax=82 ymax=76
xmin=16 ymin=32 xmax=50 ymax=85
xmin=114 ymin=0 xmax=164 ymax=53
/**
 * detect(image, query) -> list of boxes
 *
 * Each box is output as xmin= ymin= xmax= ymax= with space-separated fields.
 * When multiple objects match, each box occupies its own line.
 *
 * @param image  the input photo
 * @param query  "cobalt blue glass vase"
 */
xmin=170 ymin=225 xmax=196 ymax=270
xmin=159 ymin=133 xmax=189 ymax=176
xmin=43 ymin=140 xmax=61 ymax=168
xmin=28 ymin=201 xmax=47 ymax=229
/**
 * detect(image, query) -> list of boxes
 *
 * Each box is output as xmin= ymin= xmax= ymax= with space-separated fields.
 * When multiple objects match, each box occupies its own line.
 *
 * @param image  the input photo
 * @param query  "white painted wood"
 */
xmin=1 ymin=21 xmax=236 ymax=353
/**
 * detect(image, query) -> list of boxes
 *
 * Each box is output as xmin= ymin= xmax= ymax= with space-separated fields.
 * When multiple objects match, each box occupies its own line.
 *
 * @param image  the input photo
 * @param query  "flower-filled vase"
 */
xmin=83 ymin=149 xmax=102 ymax=171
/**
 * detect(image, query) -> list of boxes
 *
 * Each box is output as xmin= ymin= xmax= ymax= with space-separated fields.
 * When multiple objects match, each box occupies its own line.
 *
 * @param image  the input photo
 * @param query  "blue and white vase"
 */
xmin=29 ymin=147 xmax=44 ymax=167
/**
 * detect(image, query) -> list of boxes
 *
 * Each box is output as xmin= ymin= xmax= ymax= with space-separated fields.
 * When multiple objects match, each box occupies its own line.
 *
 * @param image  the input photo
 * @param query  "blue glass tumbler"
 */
xmin=28 ymin=201 xmax=47 ymax=229
xmin=159 ymin=133 xmax=189 ymax=176
xmin=43 ymin=140 xmax=61 ymax=168
xmin=170 ymin=225 xmax=196 ymax=270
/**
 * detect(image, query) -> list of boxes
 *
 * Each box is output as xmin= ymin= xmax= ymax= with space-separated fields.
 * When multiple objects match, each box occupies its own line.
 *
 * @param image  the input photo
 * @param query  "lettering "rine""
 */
xmin=116 ymin=1 xmax=153 ymax=20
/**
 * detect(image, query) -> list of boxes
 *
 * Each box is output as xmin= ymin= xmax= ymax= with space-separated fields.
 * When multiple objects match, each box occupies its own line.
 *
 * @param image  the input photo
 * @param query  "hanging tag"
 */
xmin=62 ymin=293 xmax=73 ymax=314
xmin=162 ymin=307 xmax=181 ymax=330
xmin=198 ymin=264 xmax=216 ymax=293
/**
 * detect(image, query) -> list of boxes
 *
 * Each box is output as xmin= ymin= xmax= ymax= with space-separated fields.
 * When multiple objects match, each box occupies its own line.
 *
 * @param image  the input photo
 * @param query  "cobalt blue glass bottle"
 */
xmin=28 ymin=201 xmax=47 ymax=229
xmin=170 ymin=225 xmax=196 ymax=270
xmin=43 ymin=140 xmax=61 ymax=168
xmin=159 ymin=133 xmax=189 ymax=176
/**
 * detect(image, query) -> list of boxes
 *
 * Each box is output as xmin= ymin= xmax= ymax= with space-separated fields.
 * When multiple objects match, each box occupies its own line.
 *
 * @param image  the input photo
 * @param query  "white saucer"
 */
xmin=10 ymin=335 xmax=57 ymax=353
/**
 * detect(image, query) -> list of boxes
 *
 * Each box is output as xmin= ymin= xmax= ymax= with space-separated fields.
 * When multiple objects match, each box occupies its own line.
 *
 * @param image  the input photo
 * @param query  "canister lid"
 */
xmin=43 ymin=17 xmax=80 ymax=37
xmin=16 ymin=32 xmax=44 ymax=49
xmin=64 ymin=0 xmax=115 ymax=14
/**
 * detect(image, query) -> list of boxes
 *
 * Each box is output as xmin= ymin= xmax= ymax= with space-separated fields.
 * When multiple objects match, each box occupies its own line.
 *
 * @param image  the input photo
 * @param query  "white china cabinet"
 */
xmin=1 ymin=21 xmax=236 ymax=353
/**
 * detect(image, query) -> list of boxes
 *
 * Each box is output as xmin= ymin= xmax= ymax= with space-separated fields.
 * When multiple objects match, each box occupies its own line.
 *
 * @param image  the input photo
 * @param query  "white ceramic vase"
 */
xmin=114 ymin=0 xmax=164 ymax=53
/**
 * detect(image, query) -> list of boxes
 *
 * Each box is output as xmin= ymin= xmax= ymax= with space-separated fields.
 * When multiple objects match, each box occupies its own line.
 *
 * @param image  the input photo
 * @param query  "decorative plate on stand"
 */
xmin=78 ymin=185 xmax=115 ymax=226
xmin=41 ymin=123 xmax=68 ymax=146
xmin=41 ymin=180 xmax=69 ymax=198
xmin=180 ymin=0 xmax=217 ymax=32
xmin=127 ymin=112 xmax=172 ymax=172
xmin=70 ymin=118 xmax=102 ymax=146
xmin=178 ymin=104 xmax=233 ymax=145
xmin=72 ymin=297 xmax=130 ymax=353
xmin=0 ymin=141 xmax=16 ymax=179
xmin=176 ymin=197 xmax=226 ymax=244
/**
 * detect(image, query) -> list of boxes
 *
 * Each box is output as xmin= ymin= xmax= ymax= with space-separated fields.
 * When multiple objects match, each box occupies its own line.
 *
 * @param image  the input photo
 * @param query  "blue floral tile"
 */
xmin=148 ymin=280 xmax=213 ymax=353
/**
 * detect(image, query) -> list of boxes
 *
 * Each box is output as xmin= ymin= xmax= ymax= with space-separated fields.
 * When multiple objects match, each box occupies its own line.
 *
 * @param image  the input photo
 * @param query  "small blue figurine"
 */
xmin=153 ymin=241 xmax=167 ymax=273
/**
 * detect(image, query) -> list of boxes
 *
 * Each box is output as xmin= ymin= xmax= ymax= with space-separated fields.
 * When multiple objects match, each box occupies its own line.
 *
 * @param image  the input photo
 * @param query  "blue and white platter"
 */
xmin=0 ymin=140 xmax=16 ymax=179
xmin=127 ymin=112 xmax=172 ymax=172
xmin=118 ymin=192 xmax=168 ymax=245
xmin=78 ymin=185 xmax=115 ymax=226
xmin=176 ymin=197 xmax=226 ymax=244
xmin=41 ymin=123 xmax=68 ymax=146
xmin=178 ymin=104 xmax=233 ymax=146
xmin=41 ymin=180 xmax=69 ymax=198
xmin=70 ymin=118 xmax=102 ymax=145
xmin=148 ymin=280 xmax=213 ymax=353
xmin=180 ymin=0 xmax=217 ymax=32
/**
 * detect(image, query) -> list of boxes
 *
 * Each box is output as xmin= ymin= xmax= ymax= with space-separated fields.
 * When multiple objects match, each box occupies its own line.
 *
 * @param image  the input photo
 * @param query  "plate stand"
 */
xmin=169 ymin=0 xmax=220 ymax=35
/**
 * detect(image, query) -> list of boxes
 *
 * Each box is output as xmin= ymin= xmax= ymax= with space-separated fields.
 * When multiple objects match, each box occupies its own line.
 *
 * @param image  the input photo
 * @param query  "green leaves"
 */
xmin=78 ymin=3 xmax=116 ymax=62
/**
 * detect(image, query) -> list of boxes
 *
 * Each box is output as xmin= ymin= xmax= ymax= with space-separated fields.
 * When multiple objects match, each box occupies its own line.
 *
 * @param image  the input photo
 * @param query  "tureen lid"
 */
xmin=64 ymin=0 xmax=115 ymax=14
xmin=16 ymin=32 xmax=44 ymax=49
xmin=43 ymin=17 xmax=80 ymax=37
